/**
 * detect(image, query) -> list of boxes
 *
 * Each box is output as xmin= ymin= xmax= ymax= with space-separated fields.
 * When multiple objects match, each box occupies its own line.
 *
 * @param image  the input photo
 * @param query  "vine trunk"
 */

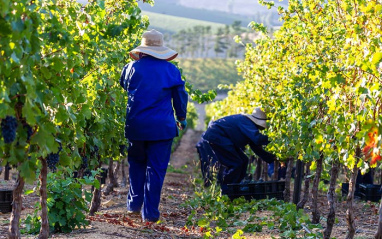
xmin=89 ymin=160 xmax=102 ymax=216
xmin=297 ymin=161 xmax=311 ymax=210
xmin=375 ymin=190 xmax=382 ymax=239
xmin=311 ymin=153 xmax=323 ymax=224
xmin=346 ymin=148 xmax=360 ymax=239
xmin=8 ymin=173 xmax=25 ymax=239
xmin=324 ymin=160 xmax=340 ymax=239
xmin=121 ymin=158 xmax=127 ymax=187
xmin=104 ymin=158 xmax=119 ymax=195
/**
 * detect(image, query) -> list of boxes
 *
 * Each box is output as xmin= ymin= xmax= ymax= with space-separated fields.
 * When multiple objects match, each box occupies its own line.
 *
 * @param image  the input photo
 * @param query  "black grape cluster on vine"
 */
xmin=1 ymin=116 xmax=18 ymax=144
xmin=47 ymin=142 xmax=62 ymax=172
xmin=119 ymin=144 xmax=126 ymax=156
xmin=81 ymin=156 xmax=88 ymax=170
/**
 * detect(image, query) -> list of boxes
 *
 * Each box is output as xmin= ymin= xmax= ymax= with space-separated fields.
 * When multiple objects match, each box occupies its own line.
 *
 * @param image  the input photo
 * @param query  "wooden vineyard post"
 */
xmin=4 ymin=163 xmax=10 ymax=180
xmin=272 ymin=160 xmax=279 ymax=181
xmin=254 ymin=157 xmax=262 ymax=181
xmin=293 ymin=160 xmax=304 ymax=205
xmin=283 ymin=157 xmax=294 ymax=202
xmin=262 ymin=161 xmax=268 ymax=181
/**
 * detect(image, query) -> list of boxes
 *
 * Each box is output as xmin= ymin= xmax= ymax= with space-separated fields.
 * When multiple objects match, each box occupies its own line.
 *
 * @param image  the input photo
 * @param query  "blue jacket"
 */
xmin=120 ymin=56 xmax=188 ymax=141
xmin=203 ymin=114 xmax=274 ymax=163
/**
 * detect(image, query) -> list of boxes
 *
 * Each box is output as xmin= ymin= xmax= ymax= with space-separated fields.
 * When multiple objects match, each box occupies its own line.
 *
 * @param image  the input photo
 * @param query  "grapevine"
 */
xmin=206 ymin=0 xmax=382 ymax=237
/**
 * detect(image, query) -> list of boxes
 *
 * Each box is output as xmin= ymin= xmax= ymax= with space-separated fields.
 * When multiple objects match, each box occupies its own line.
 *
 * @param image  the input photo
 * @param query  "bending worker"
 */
xmin=202 ymin=107 xmax=276 ymax=191
xmin=120 ymin=29 xmax=188 ymax=222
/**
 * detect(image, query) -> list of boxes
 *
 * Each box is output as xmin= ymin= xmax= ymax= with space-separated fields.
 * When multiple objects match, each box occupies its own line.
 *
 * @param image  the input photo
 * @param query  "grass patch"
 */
xmin=141 ymin=11 xmax=226 ymax=34
xmin=139 ymin=2 xmax=254 ymax=28
xmin=178 ymin=58 xmax=242 ymax=93
xmin=167 ymin=164 xmax=187 ymax=174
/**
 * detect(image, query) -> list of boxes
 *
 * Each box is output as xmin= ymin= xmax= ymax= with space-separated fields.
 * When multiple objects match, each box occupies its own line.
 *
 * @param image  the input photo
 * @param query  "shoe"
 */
xmin=143 ymin=217 xmax=159 ymax=223
xmin=127 ymin=210 xmax=141 ymax=216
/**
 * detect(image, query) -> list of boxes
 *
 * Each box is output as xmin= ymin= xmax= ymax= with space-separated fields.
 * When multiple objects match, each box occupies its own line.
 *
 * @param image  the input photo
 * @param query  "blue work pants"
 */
xmin=126 ymin=139 xmax=173 ymax=222
xmin=197 ymin=140 xmax=219 ymax=187
xmin=209 ymin=143 xmax=249 ymax=185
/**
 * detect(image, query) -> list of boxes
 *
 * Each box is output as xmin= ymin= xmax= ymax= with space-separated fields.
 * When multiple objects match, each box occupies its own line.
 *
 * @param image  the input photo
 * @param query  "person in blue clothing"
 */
xmin=202 ymin=107 xmax=276 ymax=191
xmin=119 ymin=29 xmax=188 ymax=222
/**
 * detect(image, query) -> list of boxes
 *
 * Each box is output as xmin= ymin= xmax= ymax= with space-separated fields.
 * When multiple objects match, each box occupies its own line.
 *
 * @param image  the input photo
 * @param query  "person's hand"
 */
xmin=177 ymin=118 xmax=187 ymax=130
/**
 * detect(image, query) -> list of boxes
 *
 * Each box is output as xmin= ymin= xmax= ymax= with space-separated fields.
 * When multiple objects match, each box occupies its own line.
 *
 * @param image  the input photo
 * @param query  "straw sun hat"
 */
xmin=244 ymin=107 xmax=268 ymax=129
xmin=129 ymin=29 xmax=178 ymax=61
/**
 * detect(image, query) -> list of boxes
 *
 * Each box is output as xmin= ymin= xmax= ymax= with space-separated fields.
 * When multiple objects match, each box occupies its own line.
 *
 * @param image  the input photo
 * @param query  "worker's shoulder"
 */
xmin=219 ymin=114 xmax=244 ymax=120
xmin=214 ymin=114 xmax=243 ymax=124
xmin=138 ymin=57 xmax=179 ymax=69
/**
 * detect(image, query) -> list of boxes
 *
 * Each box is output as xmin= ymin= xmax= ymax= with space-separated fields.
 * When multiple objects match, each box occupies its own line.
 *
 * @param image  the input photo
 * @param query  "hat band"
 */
xmin=252 ymin=116 xmax=268 ymax=121
xmin=142 ymin=38 xmax=163 ymax=47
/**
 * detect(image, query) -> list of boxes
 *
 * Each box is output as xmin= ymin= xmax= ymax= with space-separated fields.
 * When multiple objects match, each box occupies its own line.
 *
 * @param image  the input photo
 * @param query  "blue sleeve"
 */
xmin=171 ymin=68 xmax=188 ymax=119
xmin=119 ymin=63 xmax=132 ymax=91
xmin=239 ymin=121 xmax=270 ymax=145
xmin=119 ymin=66 xmax=126 ymax=90
xmin=249 ymin=143 xmax=275 ymax=164
xmin=172 ymin=82 xmax=188 ymax=119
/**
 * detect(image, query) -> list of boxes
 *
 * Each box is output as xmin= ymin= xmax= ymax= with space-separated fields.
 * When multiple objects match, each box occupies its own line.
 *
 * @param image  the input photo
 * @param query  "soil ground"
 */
xmin=0 ymin=127 xmax=380 ymax=238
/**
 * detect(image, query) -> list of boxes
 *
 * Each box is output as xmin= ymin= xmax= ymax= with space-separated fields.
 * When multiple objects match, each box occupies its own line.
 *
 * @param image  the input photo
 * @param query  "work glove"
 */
xmin=177 ymin=118 xmax=187 ymax=130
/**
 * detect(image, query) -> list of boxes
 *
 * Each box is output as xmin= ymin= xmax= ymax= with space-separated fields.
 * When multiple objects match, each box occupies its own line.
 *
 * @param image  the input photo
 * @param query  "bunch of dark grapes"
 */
xmin=1 ymin=116 xmax=18 ymax=144
xmin=119 ymin=145 xmax=126 ymax=156
xmin=81 ymin=156 xmax=88 ymax=169
xmin=46 ymin=142 xmax=62 ymax=172
xmin=47 ymin=153 xmax=59 ymax=172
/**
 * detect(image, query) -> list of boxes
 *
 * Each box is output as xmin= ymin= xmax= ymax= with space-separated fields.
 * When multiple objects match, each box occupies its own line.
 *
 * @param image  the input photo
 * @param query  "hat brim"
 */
xmin=253 ymin=118 xmax=267 ymax=129
xmin=244 ymin=114 xmax=267 ymax=129
xmin=130 ymin=46 xmax=178 ymax=61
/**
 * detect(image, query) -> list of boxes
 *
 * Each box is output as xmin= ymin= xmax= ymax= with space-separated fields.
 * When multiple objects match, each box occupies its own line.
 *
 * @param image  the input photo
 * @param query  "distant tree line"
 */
xmin=165 ymin=21 xmax=259 ymax=59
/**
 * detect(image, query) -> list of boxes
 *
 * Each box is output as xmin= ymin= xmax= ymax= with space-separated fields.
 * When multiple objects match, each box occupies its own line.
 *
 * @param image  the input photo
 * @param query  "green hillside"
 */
xmin=177 ymin=58 xmax=242 ymax=93
xmin=139 ymin=2 xmax=254 ymax=27
xmin=142 ymin=11 xmax=226 ymax=34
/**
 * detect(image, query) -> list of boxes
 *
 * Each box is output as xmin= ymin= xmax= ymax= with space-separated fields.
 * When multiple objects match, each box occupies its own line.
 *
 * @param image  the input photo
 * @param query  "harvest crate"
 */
xmin=341 ymin=183 xmax=362 ymax=198
xmin=359 ymin=184 xmax=382 ymax=202
xmin=223 ymin=180 xmax=285 ymax=201
xmin=0 ymin=189 xmax=13 ymax=213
